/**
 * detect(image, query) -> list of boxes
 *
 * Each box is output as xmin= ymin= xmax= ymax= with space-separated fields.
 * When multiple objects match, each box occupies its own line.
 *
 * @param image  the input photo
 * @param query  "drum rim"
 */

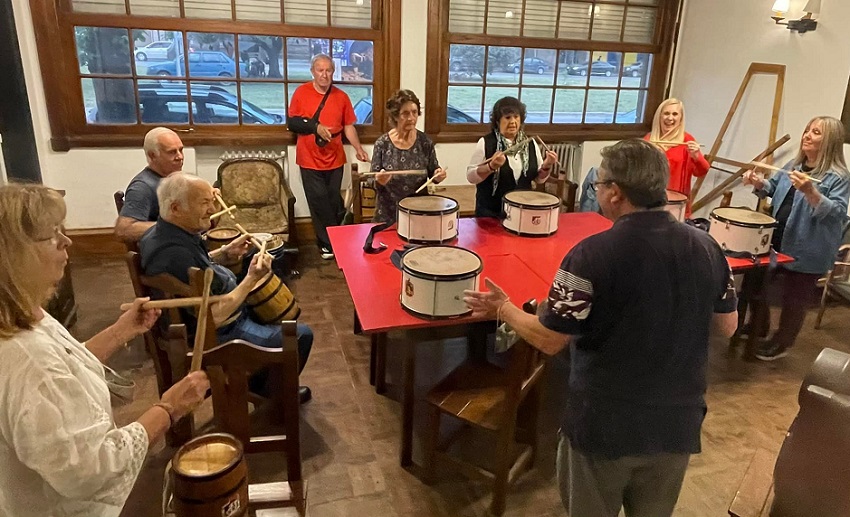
xmin=502 ymin=225 xmax=558 ymax=237
xmin=710 ymin=208 xmax=777 ymax=228
xmin=173 ymin=433 xmax=244 ymax=479
xmin=206 ymin=227 xmax=241 ymax=239
xmin=665 ymin=189 xmax=688 ymax=204
xmin=503 ymin=189 xmax=560 ymax=209
xmin=399 ymin=295 xmax=473 ymax=320
xmin=400 ymin=245 xmax=483 ymax=280
xmin=397 ymin=194 xmax=459 ymax=215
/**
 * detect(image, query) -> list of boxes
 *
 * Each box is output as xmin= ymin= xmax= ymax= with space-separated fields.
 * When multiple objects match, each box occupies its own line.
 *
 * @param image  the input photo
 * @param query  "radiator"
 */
xmin=549 ymin=142 xmax=582 ymax=184
xmin=219 ymin=150 xmax=289 ymax=182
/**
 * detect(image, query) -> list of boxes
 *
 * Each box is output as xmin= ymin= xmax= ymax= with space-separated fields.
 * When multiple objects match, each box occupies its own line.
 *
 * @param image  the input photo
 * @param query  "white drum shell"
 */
xmin=503 ymin=198 xmax=559 ymax=236
xmin=708 ymin=214 xmax=775 ymax=255
xmin=400 ymin=272 xmax=479 ymax=318
xmin=397 ymin=197 xmax=459 ymax=243
xmin=663 ymin=190 xmax=688 ymax=222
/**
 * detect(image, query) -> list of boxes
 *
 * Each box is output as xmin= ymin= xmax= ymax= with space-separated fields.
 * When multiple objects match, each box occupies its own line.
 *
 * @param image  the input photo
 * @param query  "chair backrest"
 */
xmin=350 ymin=163 xmax=376 ymax=224
xmin=114 ymin=190 xmax=125 ymax=214
xmin=217 ymin=158 xmax=284 ymax=207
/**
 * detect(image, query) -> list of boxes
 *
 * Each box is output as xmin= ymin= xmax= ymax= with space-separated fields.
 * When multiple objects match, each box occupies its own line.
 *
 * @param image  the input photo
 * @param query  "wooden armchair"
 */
xmin=113 ymin=190 xmax=140 ymax=253
xmin=423 ymin=300 xmax=547 ymax=516
xmin=533 ymin=172 xmax=578 ymax=213
xmin=728 ymin=347 xmax=850 ymax=517
xmin=814 ymin=244 xmax=850 ymax=329
xmin=349 ymin=163 xmax=377 ymax=224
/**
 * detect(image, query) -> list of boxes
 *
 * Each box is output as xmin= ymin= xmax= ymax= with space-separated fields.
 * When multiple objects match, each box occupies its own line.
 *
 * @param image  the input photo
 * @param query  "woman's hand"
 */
xmin=375 ymin=169 xmax=392 ymax=186
xmin=220 ymin=234 xmax=250 ymax=263
xmin=432 ymin=167 xmax=447 ymax=183
xmin=245 ymin=251 xmax=271 ymax=284
xmin=490 ymin=151 xmax=507 ymax=170
xmin=463 ymin=278 xmax=509 ymax=320
xmin=160 ymin=371 xmax=210 ymax=421
xmin=686 ymin=141 xmax=702 ymax=159
xmin=790 ymin=170 xmax=817 ymax=195
xmin=542 ymin=150 xmax=558 ymax=168
xmin=114 ymin=297 xmax=161 ymax=341
xmin=742 ymin=169 xmax=766 ymax=189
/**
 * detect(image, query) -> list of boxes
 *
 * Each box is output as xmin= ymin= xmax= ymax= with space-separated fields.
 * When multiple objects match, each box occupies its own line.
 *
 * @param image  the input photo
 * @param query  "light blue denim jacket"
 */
xmin=754 ymin=160 xmax=850 ymax=274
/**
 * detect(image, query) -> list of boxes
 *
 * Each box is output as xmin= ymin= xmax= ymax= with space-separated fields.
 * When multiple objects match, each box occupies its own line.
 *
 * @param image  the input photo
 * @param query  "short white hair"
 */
xmin=311 ymin=54 xmax=334 ymax=71
xmin=144 ymin=127 xmax=177 ymax=163
xmin=157 ymin=172 xmax=204 ymax=220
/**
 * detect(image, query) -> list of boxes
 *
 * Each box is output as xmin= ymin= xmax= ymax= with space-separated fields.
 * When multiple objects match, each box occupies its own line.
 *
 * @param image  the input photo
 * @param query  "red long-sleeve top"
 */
xmin=644 ymin=132 xmax=710 ymax=216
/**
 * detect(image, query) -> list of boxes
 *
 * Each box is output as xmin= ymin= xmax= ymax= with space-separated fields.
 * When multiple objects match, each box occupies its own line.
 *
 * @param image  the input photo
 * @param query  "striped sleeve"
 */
xmin=539 ymin=246 xmax=594 ymax=335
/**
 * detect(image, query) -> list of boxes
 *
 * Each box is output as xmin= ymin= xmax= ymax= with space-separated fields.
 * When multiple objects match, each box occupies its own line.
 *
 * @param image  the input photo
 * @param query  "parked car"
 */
xmin=134 ymin=41 xmax=173 ymax=61
xmin=146 ymin=51 xmax=245 ymax=81
xmin=508 ymin=57 xmax=550 ymax=75
xmin=565 ymin=61 xmax=619 ymax=77
xmin=352 ymin=98 xmax=477 ymax=125
xmin=623 ymin=61 xmax=644 ymax=77
xmin=86 ymin=84 xmax=282 ymax=124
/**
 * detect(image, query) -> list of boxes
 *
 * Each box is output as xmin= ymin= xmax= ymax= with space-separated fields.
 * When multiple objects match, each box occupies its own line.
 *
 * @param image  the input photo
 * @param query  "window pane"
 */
xmin=447 ymin=86 xmax=483 ymax=123
xmin=520 ymin=49 xmax=556 ymax=86
xmin=235 ymin=0 xmax=279 ymax=21
xmin=591 ymin=4 xmax=624 ymax=41
xmin=241 ymin=83 xmax=285 ymax=124
xmin=285 ymin=0 xmax=327 ymax=26
xmin=558 ymin=1 xmax=591 ymax=39
xmin=331 ymin=0 xmax=371 ymax=28
xmin=75 ymin=27 xmax=132 ymax=75
xmin=337 ymin=85 xmax=372 ymax=124
xmin=520 ymin=88 xmax=553 ymax=123
xmin=624 ymin=7 xmax=656 ymax=44
xmin=286 ymin=38 xmax=328 ymax=81
xmin=137 ymin=79 xmax=188 ymax=124
xmin=449 ymin=0 xmax=485 ymax=34
xmin=334 ymin=40 xmax=374 ymax=82
xmin=487 ymin=46 xmax=521 ymax=84
xmin=553 ymin=89 xmax=585 ymax=123
xmin=449 ymin=44 xmax=484 ymax=84
xmin=238 ymin=35 xmax=284 ymax=79
xmin=585 ymin=89 xmax=616 ymax=123
xmin=192 ymin=83 xmax=239 ymax=124
xmin=184 ymin=0 xmax=231 ymax=19
xmin=187 ymin=33 xmax=237 ymax=80
xmin=616 ymin=89 xmax=646 ymax=124
xmin=130 ymin=0 xmax=179 ymax=16
xmin=287 ymin=83 xmax=305 ymax=107
xmin=557 ymin=50 xmax=591 ymax=86
xmin=134 ymin=31 xmax=181 ymax=74
xmin=621 ymin=53 xmax=653 ymax=88
xmin=72 ymin=0 xmax=123 ymax=14
xmin=523 ymin=0 xmax=557 ymax=38
xmin=484 ymin=87 xmax=519 ymax=120
xmin=588 ymin=53 xmax=621 ymax=87
xmin=487 ymin=0 xmax=522 ymax=36
xmin=82 ymin=78 xmax=137 ymax=124
xmin=629 ymin=0 xmax=658 ymax=5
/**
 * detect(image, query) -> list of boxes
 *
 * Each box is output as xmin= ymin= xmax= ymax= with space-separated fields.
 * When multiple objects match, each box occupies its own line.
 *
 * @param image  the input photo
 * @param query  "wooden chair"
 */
xmin=349 ymin=163 xmax=377 ymax=224
xmin=423 ymin=300 xmax=547 ymax=516
xmin=728 ymin=347 xmax=850 ymax=517
xmin=814 ymin=243 xmax=850 ymax=329
xmin=533 ymin=172 xmax=578 ymax=213
xmin=113 ymin=190 xmax=140 ymax=253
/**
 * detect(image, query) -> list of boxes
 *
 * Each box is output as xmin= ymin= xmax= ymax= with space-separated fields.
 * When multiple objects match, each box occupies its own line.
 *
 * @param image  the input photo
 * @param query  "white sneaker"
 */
xmin=320 ymin=247 xmax=334 ymax=260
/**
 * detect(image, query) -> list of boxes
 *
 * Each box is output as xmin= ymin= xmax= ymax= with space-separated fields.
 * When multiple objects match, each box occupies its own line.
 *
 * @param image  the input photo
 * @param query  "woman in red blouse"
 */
xmin=645 ymin=98 xmax=709 ymax=215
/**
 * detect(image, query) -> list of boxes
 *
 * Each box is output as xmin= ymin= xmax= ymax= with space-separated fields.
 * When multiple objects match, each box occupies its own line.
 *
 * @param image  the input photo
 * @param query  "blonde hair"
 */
xmin=793 ymin=116 xmax=849 ymax=179
xmin=649 ymin=98 xmax=686 ymax=147
xmin=0 ymin=184 xmax=66 ymax=337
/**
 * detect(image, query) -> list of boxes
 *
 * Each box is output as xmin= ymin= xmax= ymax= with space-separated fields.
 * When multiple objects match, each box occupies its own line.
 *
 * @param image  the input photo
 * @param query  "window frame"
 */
xmin=424 ymin=0 xmax=682 ymax=143
xmin=29 ymin=0 xmax=401 ymax=150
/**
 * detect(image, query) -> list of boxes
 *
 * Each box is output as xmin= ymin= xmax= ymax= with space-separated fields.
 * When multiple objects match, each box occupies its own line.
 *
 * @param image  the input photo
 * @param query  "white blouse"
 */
xmin=0 ymin=314 xmax=148 ymax=517
xmin=466 ymin=136 xmax=547 ymax=185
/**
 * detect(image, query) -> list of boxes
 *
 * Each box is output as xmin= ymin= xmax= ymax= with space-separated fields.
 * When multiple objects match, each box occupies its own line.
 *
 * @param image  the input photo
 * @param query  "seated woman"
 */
xmin=0 ymin=184 xmax=209 ymax=517
xmin=370 ymin=89 xmax=446 ymax=224
xmin=645 ymin=98 xmax=709 ymax=216
xmin=741 ymin=115 xmax=850 ymax=361
xmin=467 ymin=96 xmax=557 ymax=218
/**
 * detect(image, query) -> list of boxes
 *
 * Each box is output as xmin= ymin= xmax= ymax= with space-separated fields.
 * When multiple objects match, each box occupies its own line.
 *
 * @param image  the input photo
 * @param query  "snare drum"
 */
xmin=708 ymin=207 xmax=777 ymax=255
xmin=400 ymin=246 xmax=482 ymax=319
xmin=205 ymin=227 xmax=240 ymax=251
xmin=664 ymin=189 xmax=688 ymax=222
xmin=397 ymin=195 xmax=459 ymax=244
xmin=171 ymin=433 xmax=248 ymax=517
xmin=502 ymin=190 xmax=560 ymax=236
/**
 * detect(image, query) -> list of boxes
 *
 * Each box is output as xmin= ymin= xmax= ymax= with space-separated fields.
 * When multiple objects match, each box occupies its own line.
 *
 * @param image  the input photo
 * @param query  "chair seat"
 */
xmin=234 ymin=205 xmax=289 ymax=235
xmin=426 ymin=361 xmax=512 ymax=431
xmin=831 ymin=281 xmax=850 ymax=300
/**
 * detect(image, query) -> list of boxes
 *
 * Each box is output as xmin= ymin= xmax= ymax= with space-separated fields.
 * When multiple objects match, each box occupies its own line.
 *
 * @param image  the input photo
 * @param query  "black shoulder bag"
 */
xmin=285 ymin=86 xmax=340 ymax=147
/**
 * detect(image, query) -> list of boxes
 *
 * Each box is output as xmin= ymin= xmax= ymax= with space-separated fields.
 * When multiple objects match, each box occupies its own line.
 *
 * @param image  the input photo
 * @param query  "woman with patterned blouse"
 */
xmin=370 ymin=89 xmax=446 ymax=224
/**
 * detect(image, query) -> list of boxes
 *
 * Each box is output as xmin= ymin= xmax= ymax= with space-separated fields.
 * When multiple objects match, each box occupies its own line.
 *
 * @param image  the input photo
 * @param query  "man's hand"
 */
xmin=220 ymin=234 xmax=250 ymax=263
xmin=463 ymin=278 xmax=509 ymax=320
xmin=316 ymin=123 xmax=333 ymax=142
xmin=355 ymin=148 xmax=370 ymax=162
xmin=245 ymin=251 xmax=271 ymax=284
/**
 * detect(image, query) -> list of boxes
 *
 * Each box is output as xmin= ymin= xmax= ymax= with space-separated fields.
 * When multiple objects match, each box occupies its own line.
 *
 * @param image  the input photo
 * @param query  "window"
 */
xmin=425 ymin=0 xmax=681 ymax=142
xmin=32 ymin=0 xmax=401 ymax=149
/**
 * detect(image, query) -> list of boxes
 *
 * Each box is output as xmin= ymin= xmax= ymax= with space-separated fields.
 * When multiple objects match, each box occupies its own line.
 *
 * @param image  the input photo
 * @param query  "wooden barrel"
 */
xmin=245 ymin=272 xmax=301 ymax=323
xmin=206 ymin=227 xmax=240 ymax=251
xmin=362 ymin=184 xmax=377 ymax=219
xmin=172 ymin=433 xmax=248 ymax=517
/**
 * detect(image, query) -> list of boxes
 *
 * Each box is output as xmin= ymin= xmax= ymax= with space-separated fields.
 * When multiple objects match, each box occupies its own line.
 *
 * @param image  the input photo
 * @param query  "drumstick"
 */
xmin=359 ymin=169 xmax=427 ymax=177
xmin=415 ymin=168 xmax=446 ymax=194
xmin=467 ymin=137 xmax=532 ymax=169
xmin=533 ymin=135 xmax=561 ymax=169
xmin=190 ymin=268 xmax=214 ymax=372
xmin=120 ymin=295 xmax=227 ymax=311
xmin=234 ymin=223 xmax=264 ymax=249
xmin=750 ymin=161 xmax=823 ymax=183
xmin=209 ymin=205 xmax=236 ymax=220
xmin=649 ymin=140 xmax=706 ymax=148
xmin=214 ymin=193 xmax=237 ymax=220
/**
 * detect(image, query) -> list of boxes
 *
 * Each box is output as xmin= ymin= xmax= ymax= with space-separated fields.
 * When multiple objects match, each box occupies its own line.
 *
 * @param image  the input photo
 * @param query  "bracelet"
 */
xmin=496 ymin=298 xmax=511 ymax=324
xmin=153 ymin=402 xmax=176 ymax=428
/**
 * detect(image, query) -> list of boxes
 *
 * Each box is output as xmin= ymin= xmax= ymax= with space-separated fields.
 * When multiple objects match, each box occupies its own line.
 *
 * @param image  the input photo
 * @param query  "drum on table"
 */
xmin=708 ymin=207 xmax=777 ymax=256
xmin=400 ymin=245 xmax=482 ymax=319
xmin=171 ymin=433 xmax=248 ymax=517
xmin=397 ymin=195 xmax=459 ymax=244
xmin=246 ymin=272 xmax=301 ymax=323
xmin=205 ymin=227 xmax=240 ymax=251
xmin=502 ymin=190 xmax=560 ymax=236
xmin=664 ymin=189 xmax=688 ymax=222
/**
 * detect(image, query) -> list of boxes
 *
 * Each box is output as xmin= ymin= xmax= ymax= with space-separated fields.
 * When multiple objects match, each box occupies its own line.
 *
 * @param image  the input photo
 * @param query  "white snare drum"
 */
xmin=400 ymin=246 xmax=482 ymax=319
xmin=709 ymin=207 xmax=777 ymax=256
xmin=397 ymin=195 xmax=459 ymax=244
xmin=664 ymin=189 xmax=688 ymax=222
xmin=502 ymin=190 xmax=560 ymax=236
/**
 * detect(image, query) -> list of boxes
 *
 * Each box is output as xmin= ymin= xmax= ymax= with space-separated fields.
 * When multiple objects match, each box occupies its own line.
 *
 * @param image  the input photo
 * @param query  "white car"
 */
xmin=134 ymin=41 xmax=172 ymax=61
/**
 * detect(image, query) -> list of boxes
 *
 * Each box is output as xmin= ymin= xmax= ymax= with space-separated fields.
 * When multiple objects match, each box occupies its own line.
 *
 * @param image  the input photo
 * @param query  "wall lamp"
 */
xmin=771 ymin=0 xmax=821 ymax=33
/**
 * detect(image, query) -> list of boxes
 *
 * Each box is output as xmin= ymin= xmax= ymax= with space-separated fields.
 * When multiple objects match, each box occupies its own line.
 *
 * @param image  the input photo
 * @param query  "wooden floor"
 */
xmin=66 ymin=246 xmax=850 ymax=517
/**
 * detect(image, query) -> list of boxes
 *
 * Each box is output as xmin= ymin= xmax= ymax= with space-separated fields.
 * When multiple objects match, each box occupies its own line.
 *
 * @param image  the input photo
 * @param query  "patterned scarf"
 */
xmin=492 ymin=129 xmax=530 ymax=196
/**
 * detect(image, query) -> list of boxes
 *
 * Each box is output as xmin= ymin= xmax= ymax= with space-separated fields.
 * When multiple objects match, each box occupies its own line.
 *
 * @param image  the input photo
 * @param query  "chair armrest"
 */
xmin=728 ymin=448 xmax=775 ymax=517
xmin=279 ymin=180 xmax=296 ymax=244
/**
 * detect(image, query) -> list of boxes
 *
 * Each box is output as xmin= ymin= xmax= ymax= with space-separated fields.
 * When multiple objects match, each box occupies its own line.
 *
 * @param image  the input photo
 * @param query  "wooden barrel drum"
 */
xmin=206 ymin=227 xmax=240 ymax=251
xmin=171 ymin=433 xmax=248 ymax=517
xmin=246 ymin=272 xmax=301 ymax=323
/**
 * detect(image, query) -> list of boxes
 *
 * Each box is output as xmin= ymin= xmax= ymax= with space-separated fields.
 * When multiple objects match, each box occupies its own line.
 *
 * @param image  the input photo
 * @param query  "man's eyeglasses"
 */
xmin=589 ymin=180 xmax=615 ymax=192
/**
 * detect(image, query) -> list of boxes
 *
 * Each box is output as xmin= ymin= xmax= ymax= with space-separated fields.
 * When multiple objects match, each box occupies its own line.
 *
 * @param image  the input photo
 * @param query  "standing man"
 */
xmin=464 ymin=139 xmax=738 ymax=517
xmin=114 ymin=127 xmax=184 ymax=243
xmin=288 ymin=54 xmax=369 ymax=260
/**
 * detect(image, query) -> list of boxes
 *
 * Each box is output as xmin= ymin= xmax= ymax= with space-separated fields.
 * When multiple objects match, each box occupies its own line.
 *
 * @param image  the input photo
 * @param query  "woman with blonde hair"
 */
xmin=645 ymin=98 xmax=709 ymax=214
xmin=742 ymin=116 xmax=850 ymax=360
xmin=0 ymin=183 xmax=209 ymax=516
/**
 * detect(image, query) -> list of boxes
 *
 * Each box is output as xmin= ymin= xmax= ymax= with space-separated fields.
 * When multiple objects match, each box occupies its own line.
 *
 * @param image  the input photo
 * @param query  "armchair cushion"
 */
xmin=220 ymin=161 xmax=281 ymax=206
xmin=232 ymin=205 xmax=289 ymax=235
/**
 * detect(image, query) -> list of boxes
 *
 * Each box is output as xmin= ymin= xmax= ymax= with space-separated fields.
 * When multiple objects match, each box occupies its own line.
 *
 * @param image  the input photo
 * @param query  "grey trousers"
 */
xmin=556 ymin=433 xmax=690 ymax=517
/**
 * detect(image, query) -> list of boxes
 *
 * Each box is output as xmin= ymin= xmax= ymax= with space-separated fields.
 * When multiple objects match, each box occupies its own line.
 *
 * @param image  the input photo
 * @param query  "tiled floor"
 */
xmin=65 ymin=246 xmax=850 ymax=517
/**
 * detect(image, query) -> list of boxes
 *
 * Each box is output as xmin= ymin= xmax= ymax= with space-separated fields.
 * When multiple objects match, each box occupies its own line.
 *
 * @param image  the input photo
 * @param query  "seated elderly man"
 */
xmin=140 ymin=172 xmax=313 ymax=402
xmin=115 ymin=127 xmax=185 ymax=244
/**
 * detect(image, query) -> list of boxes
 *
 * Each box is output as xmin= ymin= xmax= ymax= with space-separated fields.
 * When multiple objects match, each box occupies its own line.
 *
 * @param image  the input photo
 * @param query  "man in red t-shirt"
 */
xmin=288 ymin=54 xmax=369 ymax=259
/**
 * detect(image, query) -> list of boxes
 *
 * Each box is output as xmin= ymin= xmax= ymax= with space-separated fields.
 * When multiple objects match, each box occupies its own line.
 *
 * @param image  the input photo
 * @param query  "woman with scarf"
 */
xmin=467 ymin=96 xmax=557 ymax=218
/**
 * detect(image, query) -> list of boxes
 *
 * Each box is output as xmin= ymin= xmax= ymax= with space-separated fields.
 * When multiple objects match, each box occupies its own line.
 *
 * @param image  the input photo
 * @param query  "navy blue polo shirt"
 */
xmin=120 ymin=167 xmax=164 ymax=222
xmin=540 ymin=210 xmax=736 ymax=458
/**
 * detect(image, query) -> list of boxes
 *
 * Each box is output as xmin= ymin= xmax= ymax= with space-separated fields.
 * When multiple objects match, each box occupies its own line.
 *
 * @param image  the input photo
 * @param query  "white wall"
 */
xmin=673 ymin=0 xmax=850 ymax=217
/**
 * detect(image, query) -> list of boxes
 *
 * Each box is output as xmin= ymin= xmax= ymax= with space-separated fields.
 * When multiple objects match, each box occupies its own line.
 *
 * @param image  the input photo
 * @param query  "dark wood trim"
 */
xmin=448 ymin=33 xmax=658 ymax=53
xmin=430 ymin=125 xmax=649 ymax=144
xmin=842 ymin=73 xmax=850 ymax=143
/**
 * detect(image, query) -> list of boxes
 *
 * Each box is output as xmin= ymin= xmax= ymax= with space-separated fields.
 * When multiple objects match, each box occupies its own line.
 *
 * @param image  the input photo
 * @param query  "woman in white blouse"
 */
xmin=467 ymin=96 xmax=558 ymax=218
xmin=0 ymin=184 xmax=209 ymax=517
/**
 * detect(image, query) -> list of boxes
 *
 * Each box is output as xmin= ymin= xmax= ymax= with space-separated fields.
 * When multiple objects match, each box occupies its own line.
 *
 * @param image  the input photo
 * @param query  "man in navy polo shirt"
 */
xmin=465 ymin=139 xmax=738 ymax=517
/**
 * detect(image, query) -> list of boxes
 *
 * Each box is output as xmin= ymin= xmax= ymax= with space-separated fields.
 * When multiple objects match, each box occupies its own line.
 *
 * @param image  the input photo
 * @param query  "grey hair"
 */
xmin=310 ymin=53 xmax=334 ymax=71
xmin=143 ymin=127 xmax=176 ymax=163
xmin=157 ymin=172 xmax=197 ymax=219
xmin=599 ymin=139 xmax=669 ymax=208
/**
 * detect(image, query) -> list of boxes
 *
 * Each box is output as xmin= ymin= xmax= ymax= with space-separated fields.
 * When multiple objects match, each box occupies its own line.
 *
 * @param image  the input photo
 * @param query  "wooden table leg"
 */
xmin=400 ymin=340 xmax=415 ymax=467
xmin=374 ymin=333 xmax=387 ymax=394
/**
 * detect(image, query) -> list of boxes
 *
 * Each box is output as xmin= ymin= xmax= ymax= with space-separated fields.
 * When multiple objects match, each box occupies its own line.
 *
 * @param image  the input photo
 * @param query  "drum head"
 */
xmin=174 ymin=439 xmax=240 ymax=477
xmin=712 ymin=207 xmax=776 ymax=227
xmin=402 ymin=246 xmax=482 ymax=277
xmin=207 ymin=227 xmax=240 ymax=240
xmin=665 ymin=189 xmax=688 ymax=203
xmin=253 ymin=232 xmax=273 ymax=243
xmin=504 ymin=190 xmax=560 ymax=208
xmin=398 ymin=195 xmax=458 ymax=213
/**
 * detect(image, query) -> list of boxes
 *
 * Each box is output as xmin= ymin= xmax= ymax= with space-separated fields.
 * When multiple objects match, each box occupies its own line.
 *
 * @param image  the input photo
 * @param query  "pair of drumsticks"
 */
xmin=467 ymin=135 xmax=561 ymax=171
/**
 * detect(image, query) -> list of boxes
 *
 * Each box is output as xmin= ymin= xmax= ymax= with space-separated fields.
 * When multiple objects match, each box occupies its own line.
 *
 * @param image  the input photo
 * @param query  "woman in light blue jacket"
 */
xmin=742 ymin=115 xmax=850 ymax=360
